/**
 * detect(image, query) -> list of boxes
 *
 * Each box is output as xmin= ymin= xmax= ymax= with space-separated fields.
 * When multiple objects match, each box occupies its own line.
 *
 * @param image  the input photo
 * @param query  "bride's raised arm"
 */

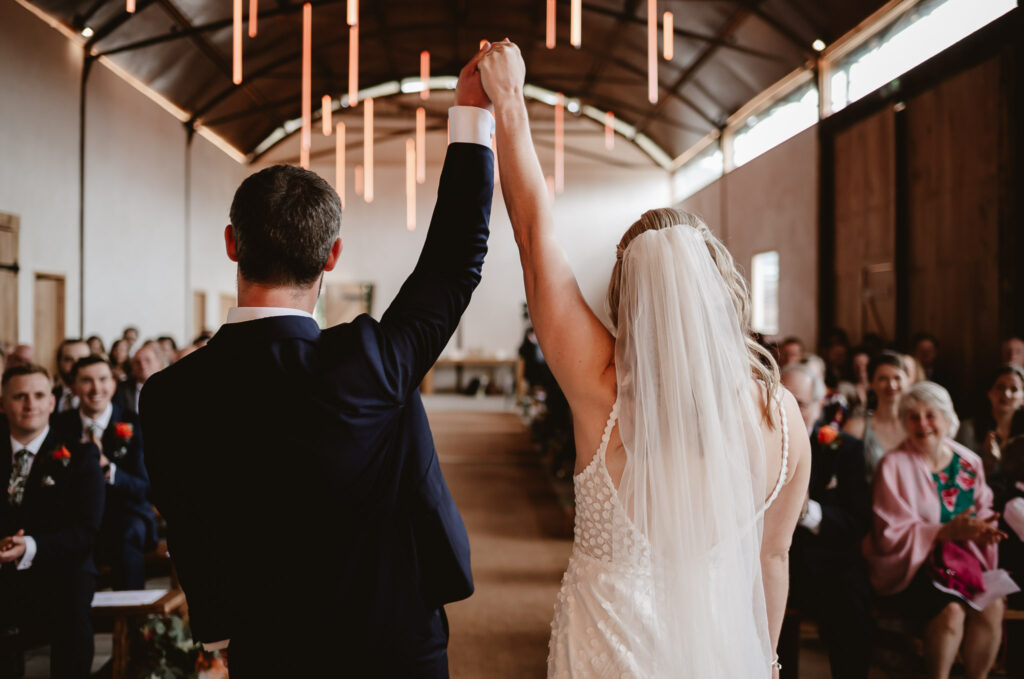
xmin=479 ymin=42 xmax=614 ymax=404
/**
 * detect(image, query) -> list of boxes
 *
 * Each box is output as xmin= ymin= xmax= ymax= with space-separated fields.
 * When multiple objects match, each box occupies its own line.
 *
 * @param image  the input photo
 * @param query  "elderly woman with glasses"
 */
xmin=865 ymin=381 xmax=1017 ymax=679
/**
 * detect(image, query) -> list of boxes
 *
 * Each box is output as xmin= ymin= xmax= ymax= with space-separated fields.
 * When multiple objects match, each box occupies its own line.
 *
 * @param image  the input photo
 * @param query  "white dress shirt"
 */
xmin=81 ymin=402 xmax=116 ymax=484
xmin=8 ymin=426 xmax=50 ymax=570
xmin=203 ymin=105 xmax=494 ymax=653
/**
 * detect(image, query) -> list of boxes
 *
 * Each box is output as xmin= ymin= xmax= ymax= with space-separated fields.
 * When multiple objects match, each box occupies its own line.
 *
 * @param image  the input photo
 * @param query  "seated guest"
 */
xmin=903 ymin=353 xmax=925 ymax=386
xmin=999 ymin=433 xmax=1024 ymax=611
xmin=5 ymin=346 xmax=32 ymax=370
xmin=108 ymin=339 xmax=130 ymax=382
xmin=782 ymin=363 xmax=872 ymax=679
xmin=844 ymin=351 xmax=908 ymax=479
xmin=114 ymin=341 xmax=165 ymax=416
xmin=58 ymin=356 xmax=156 ymax=590
xmin=156 ymin=336 xmax=178 ymax=366
xmin=865 ymin=381 xmax=1015 ymax=679
xmin=957 ymin=364 xmax=1024 ymax=478
xmin=52 ymin=339 xmax=90 ymax=414
xmin=0 ymin=365 xmax=104 ymax=679
xmin=85 ymin=336 xmax=105 ymax=357
xmin=780 ymin=336 xmax=804 ymax=367
xmin=837 ymin=346 xmax=872 ymax=419
xmin=121 ymin=327 xmax=139 ymax=352
xmin=1002 ymin=336 xmax=1024 ymax=370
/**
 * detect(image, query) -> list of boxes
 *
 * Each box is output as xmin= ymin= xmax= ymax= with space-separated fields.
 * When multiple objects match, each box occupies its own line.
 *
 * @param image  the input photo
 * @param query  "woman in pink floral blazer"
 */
xmin=864 ymin=381 xmax=1017 ymax=679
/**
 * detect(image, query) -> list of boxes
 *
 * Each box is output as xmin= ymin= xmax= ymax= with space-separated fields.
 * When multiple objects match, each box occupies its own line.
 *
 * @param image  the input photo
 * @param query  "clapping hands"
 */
xmin=0 ymin=529 xmax=26 ymax=564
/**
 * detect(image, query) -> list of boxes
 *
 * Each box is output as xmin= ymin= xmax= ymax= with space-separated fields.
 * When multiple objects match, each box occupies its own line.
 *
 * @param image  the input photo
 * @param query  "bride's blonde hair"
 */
xmin=606 ymin=208 xmax=781 ymax=427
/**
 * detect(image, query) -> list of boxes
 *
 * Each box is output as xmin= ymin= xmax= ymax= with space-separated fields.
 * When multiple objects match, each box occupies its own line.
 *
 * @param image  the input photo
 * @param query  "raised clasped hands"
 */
xmin=939 ymin=508 xmax=1008 ymax=546
xmin=0 ymin=529 xmax=26 ymax=564
xmin=455 ymin=41 xmax=494 ymax=111
xmin=478 ymin=39 xmax=526 ymax=110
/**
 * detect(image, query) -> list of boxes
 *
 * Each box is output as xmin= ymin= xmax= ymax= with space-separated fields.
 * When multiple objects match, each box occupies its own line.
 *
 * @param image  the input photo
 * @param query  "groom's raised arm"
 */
xmin=375 ymin=50 xmax=495 ymax=399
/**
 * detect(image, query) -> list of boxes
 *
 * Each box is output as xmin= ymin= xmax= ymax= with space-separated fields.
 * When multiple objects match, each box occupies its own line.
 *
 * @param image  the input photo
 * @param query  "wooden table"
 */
xmin=420 ymin=356 xmax=522 ymax=396
xmin=91 ymin=589 xmax=187 ymax=678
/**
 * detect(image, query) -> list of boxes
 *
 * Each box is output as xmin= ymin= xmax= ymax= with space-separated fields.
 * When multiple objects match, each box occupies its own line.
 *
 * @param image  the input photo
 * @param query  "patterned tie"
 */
xmin=7 ymin=448 xmax=32 ymax=507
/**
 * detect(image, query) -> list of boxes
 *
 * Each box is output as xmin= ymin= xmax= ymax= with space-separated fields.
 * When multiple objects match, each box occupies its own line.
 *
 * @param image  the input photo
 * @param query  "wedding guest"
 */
xmin=844 ymin=351 xmax=908 ymax=478
xmin=782 ymin=363 xmax=872 ymax=679
xmin=53 ymin=339 xmax=90 ymax=414
xmin=823 ymin=328 xmax=851 ymax=385
xmin=192 ymin=332 xmax=213 ymax=349
xmin=840 ymin=346 xmax=872 ymax=413
xmin=108 ymin=339 xmax=130 ymax=382
xmin=0 ymin=364 xmax=104 ymax=679
xmin=912 ymin=332 xmax=950 ymax=388
xmin=780 ymin=336 xmax=804 ymax=367
xmin=0 ymin=347 xmax=5 ymax=377
xmin=58 ymin=356 xmax=156 ymax=590
xmin=121 ymin=327 xmax=139 ymax=351
xmin=114 ymin=341 xmax=165 ymax=416
xmin=85 ymin=336 xmax=105 ymax=356
xmin=903 ymin=353 xmax=925 ymax=386
xmin=957 ymin=364 xmax=1024 ymax=477
xmin=864 ymin=381 xmax=1012 ymax=679
xmin=156 ymin=336 xmax=178 ymax=365
xmin=1002 ymin=336 xmax=1024 ymax=370
xmin=5 ymin=346 xmax=33 ymax=370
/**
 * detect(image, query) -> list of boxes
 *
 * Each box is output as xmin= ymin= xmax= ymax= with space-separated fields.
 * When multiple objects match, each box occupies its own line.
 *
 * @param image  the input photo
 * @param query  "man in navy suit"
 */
xmin=782 ymin=363 xmax=873 ymax=679
xmin=142 ymin=47 xmax=495 ymax=677
xmin=57 ymin=355 xmax=156 ymax=590
xmin=0 ymin=365 xmax=105 ymax=679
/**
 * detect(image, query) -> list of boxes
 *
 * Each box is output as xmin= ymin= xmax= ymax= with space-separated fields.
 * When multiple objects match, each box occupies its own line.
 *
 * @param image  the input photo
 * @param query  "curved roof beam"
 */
xmin=246 ymin=77 xmax=674 ymax=169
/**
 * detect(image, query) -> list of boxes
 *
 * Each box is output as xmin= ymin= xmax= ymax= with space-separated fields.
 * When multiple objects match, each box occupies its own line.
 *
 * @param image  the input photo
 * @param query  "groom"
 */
xmin=141 ymin=47 xmax=495 ymax=677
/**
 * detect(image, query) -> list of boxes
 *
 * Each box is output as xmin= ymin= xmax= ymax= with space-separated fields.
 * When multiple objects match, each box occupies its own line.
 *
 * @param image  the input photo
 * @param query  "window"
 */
xmin=829 ymin=0 xmax=1017 ymax=112
xmin=672 ymin=143 xmax=723 ymax=201
xmin=751 ymin=251 xmax=780 ymax=336
xmin=732 ymin=83 xmax=819 ymax=168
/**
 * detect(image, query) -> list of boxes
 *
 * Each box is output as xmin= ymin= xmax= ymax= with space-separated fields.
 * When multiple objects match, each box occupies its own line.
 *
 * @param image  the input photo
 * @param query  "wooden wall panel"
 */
xmin=831 ymin=108 xmax=896 ymax=345
xmin=905 ymin=56 xmax=1006 ymax=403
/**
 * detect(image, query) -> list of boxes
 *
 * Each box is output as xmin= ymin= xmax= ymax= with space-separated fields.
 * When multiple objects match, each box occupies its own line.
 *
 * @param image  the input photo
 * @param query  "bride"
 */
xmin=479 ymin=42 xmax=811 ymax=677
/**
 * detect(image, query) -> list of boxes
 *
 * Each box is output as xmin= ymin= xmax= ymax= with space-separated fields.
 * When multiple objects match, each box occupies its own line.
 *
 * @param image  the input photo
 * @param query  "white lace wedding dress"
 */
xmin=547 ymin=396 xmax=789 ymax=678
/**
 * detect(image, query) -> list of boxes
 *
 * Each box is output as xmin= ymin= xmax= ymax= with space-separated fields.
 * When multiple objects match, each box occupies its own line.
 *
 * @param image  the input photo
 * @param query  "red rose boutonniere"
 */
xmin=114 ymin=422 xmax=133 ymax=440
xmin=817 ymin=425 xmax=841 ymax=450
xmin=52 ymin=446 xmax=72 ymax=468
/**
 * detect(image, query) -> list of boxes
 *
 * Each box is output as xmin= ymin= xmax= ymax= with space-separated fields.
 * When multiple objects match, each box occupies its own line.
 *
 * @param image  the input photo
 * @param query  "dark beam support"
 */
xmin=84 ymin=0 xmax=160 ymax=51
xmin=738 ymin=0 xmax=813 ymax=56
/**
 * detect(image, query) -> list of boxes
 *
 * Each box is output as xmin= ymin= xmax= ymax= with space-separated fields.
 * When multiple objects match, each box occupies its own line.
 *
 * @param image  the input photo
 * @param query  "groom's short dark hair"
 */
xmin=229 ymin=164 xmax=342 ymax=287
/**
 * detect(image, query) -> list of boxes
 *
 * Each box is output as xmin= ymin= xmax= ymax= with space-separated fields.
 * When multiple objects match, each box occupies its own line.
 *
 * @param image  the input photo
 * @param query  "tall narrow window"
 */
xmin=751 ymin=251 xmax=780 ymax=336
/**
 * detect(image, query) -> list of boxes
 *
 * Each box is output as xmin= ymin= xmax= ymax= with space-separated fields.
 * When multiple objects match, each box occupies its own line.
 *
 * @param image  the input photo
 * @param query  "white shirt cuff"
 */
xmin=1005 ymin=497 xmax=1024 ymax=542
xmin=204 ymin=639 xmax=230 ymax=652
xmin=108 ymin=462 xmax=117 ymax=485
xmin=799 ymin=499 xmax=823 ymax=535
xmin=448 ymin=106 xmax=495 ymax=148
xmin=17 ymin=536 xmax=37 ymax=570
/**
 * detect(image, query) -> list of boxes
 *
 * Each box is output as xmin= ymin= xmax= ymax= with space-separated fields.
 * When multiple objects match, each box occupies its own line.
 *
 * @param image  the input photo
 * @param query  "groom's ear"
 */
xmin=322 ymin=237 xmax=343 ymax=272
xmin=224 ymin=225 xmax=239 ymax=262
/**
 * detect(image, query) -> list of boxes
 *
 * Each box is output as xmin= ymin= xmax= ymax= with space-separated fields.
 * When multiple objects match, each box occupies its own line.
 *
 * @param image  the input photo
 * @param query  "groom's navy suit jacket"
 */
xmin=142 ymin=143 xmax=492 ymax=676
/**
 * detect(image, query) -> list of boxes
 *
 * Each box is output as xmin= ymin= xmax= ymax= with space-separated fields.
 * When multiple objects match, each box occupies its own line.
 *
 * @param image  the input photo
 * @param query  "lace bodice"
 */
xmin=571 ymin=399 xmax=651 ymax=568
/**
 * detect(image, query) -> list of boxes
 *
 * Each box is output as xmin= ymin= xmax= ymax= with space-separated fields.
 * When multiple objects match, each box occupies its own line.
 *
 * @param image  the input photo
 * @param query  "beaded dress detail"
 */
xmin=547 ymin=397 xmax=789 ymax=678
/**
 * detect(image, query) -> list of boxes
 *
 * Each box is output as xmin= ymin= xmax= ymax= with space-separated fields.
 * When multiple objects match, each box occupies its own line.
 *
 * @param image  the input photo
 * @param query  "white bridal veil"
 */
xmin=614 ymin=225 xmax=773 ymax=676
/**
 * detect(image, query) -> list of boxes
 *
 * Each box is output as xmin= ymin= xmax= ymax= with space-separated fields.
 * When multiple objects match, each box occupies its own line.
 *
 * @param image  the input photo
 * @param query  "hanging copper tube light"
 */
xmin=546 ymin=0 xmax=555 ymax=49
xmin=570 ymin=0 xmax=581 ymax=47
xmin=364 ymin=97 xmax=374 ymax=203
xmin=663 ymin=11 xmax=673 ymax=60
xmin=605 ymin=112 xmax=615 ymax=150
xmin=648 ymin=0 xmax=658 ymax=103
xmin=248 ymin=0 xmax=258 ymax=37
xmin=348 ymin=25 xmax=359 ymax=105
xmin=420 ymin=51 xmax=430 ymax=101
xmin=416 ymin=107 xmax=426 ymax=185
xmin=554 ymin=93 xmax=565 ymax=194
xmin=347 ymin=0 xmax=357 ymax=27
xmin=336 ymin=122 xmax=346 ymax=208
xmin=232 ymin=0 xmax=242 ymax=83
xmin=127 ymin=0 xmax=135 ymax=13
xmin=300 ymin=2 xmax=311 ymax=168
xmin=406 ymin=138 xmax=416 ymax=231
xmin=322 ymin=96 xmax=333 ymax=136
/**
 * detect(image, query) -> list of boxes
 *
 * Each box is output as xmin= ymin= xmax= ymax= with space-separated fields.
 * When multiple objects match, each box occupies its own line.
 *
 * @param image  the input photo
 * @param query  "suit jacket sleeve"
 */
xmin=375 ymin=142 xmax=493 ymax=399
xmin=111 ymin=426 xmax=150 ymax=504
xmin=818 ymin=436 xmax=871 ymax=545
xmin=141 ymin=376 xmax=232 ymax=642
xmin=32 ymin=443 xmax=105 ymax=568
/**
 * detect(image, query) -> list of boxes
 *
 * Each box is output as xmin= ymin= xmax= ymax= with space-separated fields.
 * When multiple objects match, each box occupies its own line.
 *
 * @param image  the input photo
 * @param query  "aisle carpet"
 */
xmin=429 ymin=407 xmax=572 ymax=679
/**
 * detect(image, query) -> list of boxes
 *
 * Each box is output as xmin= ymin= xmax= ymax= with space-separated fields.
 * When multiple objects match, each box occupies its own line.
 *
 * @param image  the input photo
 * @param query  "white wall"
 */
xmin=0 ymin=0 xmax=246 ymax=349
